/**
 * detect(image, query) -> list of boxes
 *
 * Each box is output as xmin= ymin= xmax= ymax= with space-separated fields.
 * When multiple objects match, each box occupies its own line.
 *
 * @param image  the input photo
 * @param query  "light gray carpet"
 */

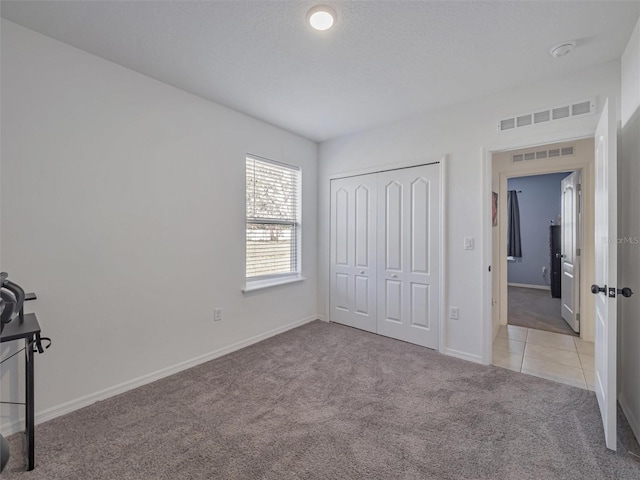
xmin=4 ymin=320 xmax=639 ymax=479
xmin=508 ymin=286 xmax=578 ymax=336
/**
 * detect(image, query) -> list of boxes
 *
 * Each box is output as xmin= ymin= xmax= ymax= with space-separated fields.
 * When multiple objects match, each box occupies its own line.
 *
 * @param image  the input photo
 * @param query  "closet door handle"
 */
xmin=391 ymin=274 xmax=398 ymax=279
xmin=359 ymin=271 xmax=365 ymax=275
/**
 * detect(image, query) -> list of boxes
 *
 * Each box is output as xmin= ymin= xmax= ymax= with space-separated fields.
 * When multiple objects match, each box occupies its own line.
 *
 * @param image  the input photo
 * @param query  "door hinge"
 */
xmin=577 ymin=183 xmax=582 ymax=192
xmin=576 ymin=248 xmax=581 ymax=256
xmin=576 ymin=313 xmax=580 ymax=322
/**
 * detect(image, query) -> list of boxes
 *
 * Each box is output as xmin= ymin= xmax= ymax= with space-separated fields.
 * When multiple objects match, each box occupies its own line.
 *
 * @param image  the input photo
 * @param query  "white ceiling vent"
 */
xmin=498 ymin=98 xmax=595 ymax=132
xmin=512 ymin=145 xmax=575 ymax=163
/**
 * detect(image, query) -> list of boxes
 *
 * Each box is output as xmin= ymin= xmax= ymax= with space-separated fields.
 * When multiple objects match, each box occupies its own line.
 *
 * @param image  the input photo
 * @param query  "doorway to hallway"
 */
xmin=504 ymin=170 xmax=578 ymax=337
xmin=490 ymin=138 xmax=596 ymax=389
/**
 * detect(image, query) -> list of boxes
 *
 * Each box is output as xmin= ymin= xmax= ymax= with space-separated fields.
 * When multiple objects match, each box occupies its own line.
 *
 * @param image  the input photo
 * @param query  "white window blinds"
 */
xmin=246 ymin=155 xmax=301 ymax=279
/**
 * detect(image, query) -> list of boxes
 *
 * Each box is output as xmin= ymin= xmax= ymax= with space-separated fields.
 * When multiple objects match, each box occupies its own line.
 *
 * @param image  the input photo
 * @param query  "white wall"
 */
xmin=506 ymin=172 xmax=570 ymax=287
xmin=618 ymin=17 xmax=640 ymax=443
xmin=0 ymin=20 xmax=318 ymax=433
xmin=621 ymin=19 xmax=640 ymax=127
xmin=319 ymin=61 xmax=621 ymax=362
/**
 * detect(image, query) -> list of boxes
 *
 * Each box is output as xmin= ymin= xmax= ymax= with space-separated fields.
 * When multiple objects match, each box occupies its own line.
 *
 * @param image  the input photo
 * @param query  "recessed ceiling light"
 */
xmin=550 ymin=41 xmax=576 ymax=58
xmin=308 ymin=5 xmax=336 ymax=31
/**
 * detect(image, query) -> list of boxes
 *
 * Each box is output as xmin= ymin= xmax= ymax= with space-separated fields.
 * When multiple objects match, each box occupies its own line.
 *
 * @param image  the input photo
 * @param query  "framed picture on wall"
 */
xmin=492 ymin=191 xmax=498 ymax=227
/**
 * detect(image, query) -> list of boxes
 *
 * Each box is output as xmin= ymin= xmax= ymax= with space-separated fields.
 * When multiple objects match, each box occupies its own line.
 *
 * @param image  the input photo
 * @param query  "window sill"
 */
xmin=243 ymin=276 xmax=305 ymax=293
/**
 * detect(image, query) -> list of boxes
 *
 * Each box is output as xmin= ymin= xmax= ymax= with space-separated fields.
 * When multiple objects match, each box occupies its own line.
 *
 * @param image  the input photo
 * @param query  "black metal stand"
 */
xmin=1 ymin=313 xmax=42 ymax=471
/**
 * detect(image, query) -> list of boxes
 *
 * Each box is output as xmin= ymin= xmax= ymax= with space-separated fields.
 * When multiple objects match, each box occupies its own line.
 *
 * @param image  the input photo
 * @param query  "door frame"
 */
xmin=498 ymin=166 xmax=586 ymax=334
xmin=481 ymin=127 xmax=597 ymax=365
xmin=326 ymin=155 xmax=448 ymax=354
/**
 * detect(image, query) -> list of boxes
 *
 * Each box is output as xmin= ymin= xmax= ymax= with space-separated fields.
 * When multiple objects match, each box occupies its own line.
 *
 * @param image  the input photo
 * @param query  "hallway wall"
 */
xmin=507 ymin=172 xmax=571 ymax=287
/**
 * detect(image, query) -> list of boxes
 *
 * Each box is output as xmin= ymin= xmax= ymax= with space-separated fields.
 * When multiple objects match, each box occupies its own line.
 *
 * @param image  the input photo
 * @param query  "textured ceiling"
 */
xmin=1 ymin=1 xmax=639 ymax=142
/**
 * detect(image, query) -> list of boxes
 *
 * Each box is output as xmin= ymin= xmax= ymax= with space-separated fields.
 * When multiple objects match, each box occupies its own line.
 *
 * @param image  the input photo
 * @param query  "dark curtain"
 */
xmin=507 ymin=190 xmax=522 ymax=258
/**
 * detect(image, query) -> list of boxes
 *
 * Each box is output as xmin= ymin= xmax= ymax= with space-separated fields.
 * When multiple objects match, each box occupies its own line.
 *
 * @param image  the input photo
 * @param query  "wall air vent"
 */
xmin=561 ymin=146 xmax=574 ymax=156
xmin=512 ymin=145 xmax=575 ymax=163
xmin=517 ymin=114 xmax=532 ymax=127
xmin=498 ymin=98 xmax=596 ymax=132
xmin=552 ymin=106 xmax=570 ymax=120
xmin=500 ymin=118 xmax=516 ymax=131
xmin=534 ymin=110 xmax=550 ymax=123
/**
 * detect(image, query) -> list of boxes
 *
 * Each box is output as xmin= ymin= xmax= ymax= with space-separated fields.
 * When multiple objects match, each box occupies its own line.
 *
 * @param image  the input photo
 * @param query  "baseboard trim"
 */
xmin=619 ymin=392 xmax=640 ymax=444
xmin=508 ymin=283 xmax=550 ymax=291
xmin=317 ymin=315 xmax=327 ymax=322
xmin=444 ymin=348 xmax=483 ymax=365
xmin=1 ymin=315 xmax=318 ymax=436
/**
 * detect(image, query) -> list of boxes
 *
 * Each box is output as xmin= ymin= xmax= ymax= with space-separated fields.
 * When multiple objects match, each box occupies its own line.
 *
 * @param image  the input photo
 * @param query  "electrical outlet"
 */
xmin=214 ymin=308 xmax=223 ymax=322
xmin=449 ymin=307 xmax=459 ymax=320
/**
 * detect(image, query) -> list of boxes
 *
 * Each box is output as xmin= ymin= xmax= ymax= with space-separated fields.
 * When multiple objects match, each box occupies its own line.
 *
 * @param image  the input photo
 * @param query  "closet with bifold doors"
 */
xmin=329 ymin=163 xmax=441 ymax=349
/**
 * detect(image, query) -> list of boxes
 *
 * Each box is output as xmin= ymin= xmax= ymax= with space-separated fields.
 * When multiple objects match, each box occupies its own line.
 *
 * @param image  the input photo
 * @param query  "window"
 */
xmin=245 ymin=155 xmax=301 ymax=286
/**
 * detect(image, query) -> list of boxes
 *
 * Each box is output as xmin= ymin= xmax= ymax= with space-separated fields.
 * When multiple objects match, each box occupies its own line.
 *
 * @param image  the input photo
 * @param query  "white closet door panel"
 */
xmin=377 ymin=174 xmax=405 ymax=340
xmin=355 ymin=185 xmax=371 ymax=268
xmin=410 ymin=283 xmax=430 ymax=329
xmin=354 ymin=275 xmax=370 ymax=315
xmin=377 ymin=164 xmax=440 ymax=348
xmin=334 ymin=273 xmax=349 ymax=311
xmin=410 ymin=178 xmax=430 ymax=274
xmin=330 ymin=176 xmax=377 ymax=332
xmin=385 ymin=181 xmax=403 ymax=271
xmin=334 ymin=188 xmax=349 ymax=266
xmin=406 ymin=169 xmax=439 ymax=347
xmin=384 ymin=279 xmax=403 ymax=323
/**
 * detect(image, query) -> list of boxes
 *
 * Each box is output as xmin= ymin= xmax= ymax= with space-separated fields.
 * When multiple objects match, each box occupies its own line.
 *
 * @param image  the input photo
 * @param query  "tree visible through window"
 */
xmin=246 ymin=155 xmax=300 ymax=280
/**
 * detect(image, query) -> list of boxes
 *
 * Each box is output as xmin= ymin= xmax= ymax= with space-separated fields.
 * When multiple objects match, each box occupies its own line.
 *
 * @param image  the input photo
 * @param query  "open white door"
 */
xmin=592 ymin=99 xmax=618 ymax=451
xmin=561 ymin=172 xmax=580 ymax=333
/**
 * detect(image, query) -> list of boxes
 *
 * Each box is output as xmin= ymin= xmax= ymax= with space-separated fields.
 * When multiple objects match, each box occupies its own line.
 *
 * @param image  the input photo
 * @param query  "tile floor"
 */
xmin=492 ymin=325 xmax=595 ymax=390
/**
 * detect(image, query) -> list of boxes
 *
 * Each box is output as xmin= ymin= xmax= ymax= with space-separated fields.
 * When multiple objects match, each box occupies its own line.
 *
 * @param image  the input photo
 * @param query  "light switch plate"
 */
xmin=449 ymin=307 xmax=459 ymax=320
xmin=464 ymin=237 xmax=474 ymax=250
